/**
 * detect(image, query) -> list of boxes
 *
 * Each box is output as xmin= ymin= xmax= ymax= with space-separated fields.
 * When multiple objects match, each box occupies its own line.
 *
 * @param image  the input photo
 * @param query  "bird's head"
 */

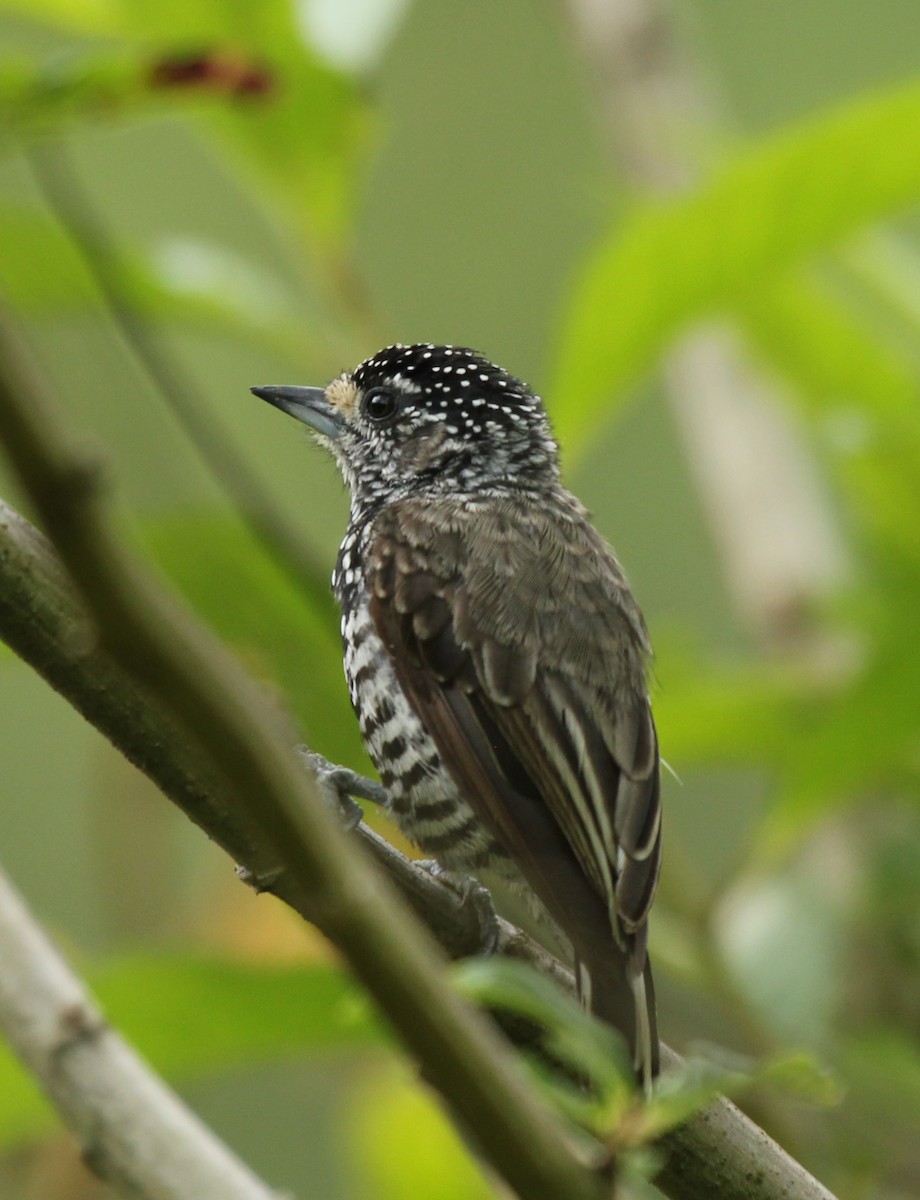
xmin=252 ymin=343 xmax=559 ymax=505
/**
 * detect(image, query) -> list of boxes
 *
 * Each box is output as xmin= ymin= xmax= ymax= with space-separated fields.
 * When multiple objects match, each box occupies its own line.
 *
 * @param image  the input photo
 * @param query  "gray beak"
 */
xmin=251 ymin=385 xmax=343 ymax=440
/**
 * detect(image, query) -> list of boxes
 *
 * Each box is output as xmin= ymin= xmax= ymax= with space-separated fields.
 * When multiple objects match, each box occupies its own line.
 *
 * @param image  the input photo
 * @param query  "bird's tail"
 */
xmin=577 ymin=942 xmax=659 ymax=1092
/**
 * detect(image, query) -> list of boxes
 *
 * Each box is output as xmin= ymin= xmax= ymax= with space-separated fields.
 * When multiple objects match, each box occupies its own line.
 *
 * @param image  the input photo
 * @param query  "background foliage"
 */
xmin=1 ymin=1 xmax=919 ymax=1196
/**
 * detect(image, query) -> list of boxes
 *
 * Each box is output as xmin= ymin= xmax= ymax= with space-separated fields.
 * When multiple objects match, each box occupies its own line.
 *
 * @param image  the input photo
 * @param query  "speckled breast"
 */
xmin=336 ymin=540 xmax=505 ymax=874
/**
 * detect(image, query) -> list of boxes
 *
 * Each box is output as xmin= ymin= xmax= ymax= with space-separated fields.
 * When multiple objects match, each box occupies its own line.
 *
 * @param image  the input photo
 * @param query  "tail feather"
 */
xmin=577 ymin=944 xmax=659 ymax=1091
xmin=630 ymin=958 xmax=657 ymax=1092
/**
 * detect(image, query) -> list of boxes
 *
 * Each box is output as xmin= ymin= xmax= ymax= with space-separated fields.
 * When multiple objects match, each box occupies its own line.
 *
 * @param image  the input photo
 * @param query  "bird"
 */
xmin=252 ymin=343 xmax=662 ymax=1085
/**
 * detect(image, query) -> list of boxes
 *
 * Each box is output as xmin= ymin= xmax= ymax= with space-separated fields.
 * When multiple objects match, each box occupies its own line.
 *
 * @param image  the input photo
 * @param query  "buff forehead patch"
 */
xmin=325 ymin=374 xmax=360 ymax=419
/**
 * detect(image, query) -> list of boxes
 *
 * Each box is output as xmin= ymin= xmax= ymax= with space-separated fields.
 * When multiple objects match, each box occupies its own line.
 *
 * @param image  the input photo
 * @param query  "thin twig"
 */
xmin=0 ymin=317 xmax=606 ymax=1200
xmin=0 ymin=866 xmax=282 ymax=1200
xmin=25 ymin=136 xmax=335 ymax=621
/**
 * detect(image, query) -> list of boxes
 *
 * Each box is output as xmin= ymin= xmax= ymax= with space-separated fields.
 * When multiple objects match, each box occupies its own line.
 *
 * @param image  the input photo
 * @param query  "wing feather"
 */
xmin=368 ymin=495 xmax=661 ymax=1071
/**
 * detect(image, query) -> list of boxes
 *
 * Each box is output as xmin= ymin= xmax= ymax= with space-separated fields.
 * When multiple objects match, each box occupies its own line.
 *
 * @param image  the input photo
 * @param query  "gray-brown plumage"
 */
xmin=253 ymin=344 xmax=662 ymax=1083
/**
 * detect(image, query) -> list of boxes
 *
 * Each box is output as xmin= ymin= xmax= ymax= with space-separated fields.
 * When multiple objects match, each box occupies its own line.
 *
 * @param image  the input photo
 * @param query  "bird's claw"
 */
xmin=297 ymin=749 xmax=386 ymax=831
xmin=298 ymin=749 xmax=388 ymax=825
xmin=416 ymin=861 xmax=501 ymax=957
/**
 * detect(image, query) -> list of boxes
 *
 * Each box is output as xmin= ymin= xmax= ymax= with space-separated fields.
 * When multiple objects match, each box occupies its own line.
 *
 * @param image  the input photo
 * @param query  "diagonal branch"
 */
xmin=25 ymin=136 xmax=335 ymax=621
xmin=0 ymin=864 xmax=282 ymax=1200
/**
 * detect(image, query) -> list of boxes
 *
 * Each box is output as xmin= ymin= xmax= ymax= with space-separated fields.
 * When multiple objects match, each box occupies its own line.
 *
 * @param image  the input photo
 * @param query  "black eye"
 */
xmin=362 ymin=387 xmax=399 ymax=423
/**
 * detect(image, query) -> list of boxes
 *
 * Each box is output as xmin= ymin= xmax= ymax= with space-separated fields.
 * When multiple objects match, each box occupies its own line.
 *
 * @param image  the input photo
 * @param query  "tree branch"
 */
xmin=0 ymin=865 xmax=282 ymax=1200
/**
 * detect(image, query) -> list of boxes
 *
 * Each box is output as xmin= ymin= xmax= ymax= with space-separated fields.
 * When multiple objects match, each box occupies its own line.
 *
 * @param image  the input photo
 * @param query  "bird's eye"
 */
xmin=361 ymin=387 xmax=399 ymax=424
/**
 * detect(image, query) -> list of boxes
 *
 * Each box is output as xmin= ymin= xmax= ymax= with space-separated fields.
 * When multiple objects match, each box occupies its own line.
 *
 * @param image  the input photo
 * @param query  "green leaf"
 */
xmin=96 ymin=955 xmax=382 ymax=1067
xmin=0 ymin=0 xmax=122 ymax=35
xmin=840 ymin=230 xmax=920 ymax=356
xmin=746 ymin=272 xmax=920 ymax=432
xmin=0 ymin=49 xmax=232 ymax=134
xmin=840 ymin=1028 xmax=920 ymax=1136
xmin=346 ymin=1069 xmax=496 ymax=1200
xmin=764 ymin=590 xmax=920 ymax=851
xmin=653 ymin=635 xmax=810 ymax=769
xmin=452 ymin=957 xmax=634 ymax=1137
xmin=205 ymin=50 xmax=366 ymax=247
xmin=744 ymin=270 xmax=920 ymax=558
xmin=123 ymin=0 xmax=370 ymax=246
xmin=553 ymin=78 xmax=920 ymax=449
xmin=0 ymin=209 xmax=313 ymax=364
xmin=636 ymin=1047 xmax=839 ymax=1143
xmin=0 ymin=957 xmax=383 ymax=1147
xmin=453 ymin=960 xmax=838 ymax=1150
xmin=453 ymin=956 xmax=633 ymax=1089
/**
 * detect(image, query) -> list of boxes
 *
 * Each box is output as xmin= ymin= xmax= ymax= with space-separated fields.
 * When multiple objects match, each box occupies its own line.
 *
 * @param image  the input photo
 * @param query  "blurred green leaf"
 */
xmin=765 ymin=595 xmax=920 ymax=850
xmin=119 ymin=0 xmax=370 ymax=247
xmin=839 ymin=1028 xmax=920 ymax=1147
xmin=747 ymin=273 xmax=920 ymax=432
xmin=97 ymin=955 xmax=381 ymax=1067
xmin=553 ymin=78 xmax=920 ymax=448
xmin=207 ymin=51 xmax=367 ymax=249
xmin=656 ymin=583 xmax=920 ymax=855
xmin=346 ymin=1068 xmax=495 ymax=1200
xmin=0 ymin=21 xmax=363 ymax=248
xmin=0 ymin=208 xmax=314 ymax=366
xmin=744 ymin=271 xmax=920 ymax=558
xmin=637 ymin=1047 xmax=839 ymax=1143
xmin=453 ymin=956 xmax=634 ymax=1137
xmin=840 ymin=230 xmax=920 ymax=360
xmin=653 ymin=632 xmax=826 ymax=773
xmin=0 ymin=46 xmax=267 ymax=134
xmin=760 ymin=1051 xmax=843 ymax=1107
xmin=0 ymin=25 xmax=365 ymax=328
xmin=0 ymin=0 xmax=122 ymax=35
xmin=0 ymin=957 xmax=382 ymax=1148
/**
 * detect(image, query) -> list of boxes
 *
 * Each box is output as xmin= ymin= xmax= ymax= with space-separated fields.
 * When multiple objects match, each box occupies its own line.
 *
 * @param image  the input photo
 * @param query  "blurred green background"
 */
xmin=1 ymin=1 xmax=919 ymax=1196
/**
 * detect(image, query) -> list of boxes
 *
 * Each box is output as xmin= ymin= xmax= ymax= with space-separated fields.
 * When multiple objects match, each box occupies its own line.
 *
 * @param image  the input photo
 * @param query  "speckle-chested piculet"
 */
xmin=253 ymin=343 xmax=662 ymax=1084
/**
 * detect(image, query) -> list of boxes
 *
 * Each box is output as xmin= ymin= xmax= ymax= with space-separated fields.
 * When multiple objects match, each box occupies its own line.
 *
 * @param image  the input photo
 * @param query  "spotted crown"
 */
xmin=337 ymin=343 xmax=560 ymax=501
xmin=354 ymin=342 xmax=537 ymax=410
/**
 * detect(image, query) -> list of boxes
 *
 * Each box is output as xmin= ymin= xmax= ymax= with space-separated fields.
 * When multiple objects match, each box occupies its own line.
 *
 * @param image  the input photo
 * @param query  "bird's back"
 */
xmin=343 ymin=487 xmax=661 ymax=1079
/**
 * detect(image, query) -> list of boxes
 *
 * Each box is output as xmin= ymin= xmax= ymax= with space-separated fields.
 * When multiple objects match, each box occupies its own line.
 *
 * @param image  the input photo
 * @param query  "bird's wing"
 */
xmin=367 ymin=495 xmax=661 ymax=964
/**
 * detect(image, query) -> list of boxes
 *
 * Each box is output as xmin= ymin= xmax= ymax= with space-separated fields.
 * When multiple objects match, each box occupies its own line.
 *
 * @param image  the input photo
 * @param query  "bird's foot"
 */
xmin=416 ymin=861 xmax=501 ymax=957
xmin=297 ymin=749 xmax=387 ymax=831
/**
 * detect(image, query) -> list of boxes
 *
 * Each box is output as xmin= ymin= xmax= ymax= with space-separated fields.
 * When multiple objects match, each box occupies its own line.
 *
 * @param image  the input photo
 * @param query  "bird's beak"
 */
xmin=250 ymin=385 xmax=344 ymax=441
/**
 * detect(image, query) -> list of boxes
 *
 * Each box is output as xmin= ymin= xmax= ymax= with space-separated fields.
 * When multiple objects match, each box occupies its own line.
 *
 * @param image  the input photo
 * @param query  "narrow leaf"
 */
xmin=553 ymin=79 xmax=920 ymax=448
